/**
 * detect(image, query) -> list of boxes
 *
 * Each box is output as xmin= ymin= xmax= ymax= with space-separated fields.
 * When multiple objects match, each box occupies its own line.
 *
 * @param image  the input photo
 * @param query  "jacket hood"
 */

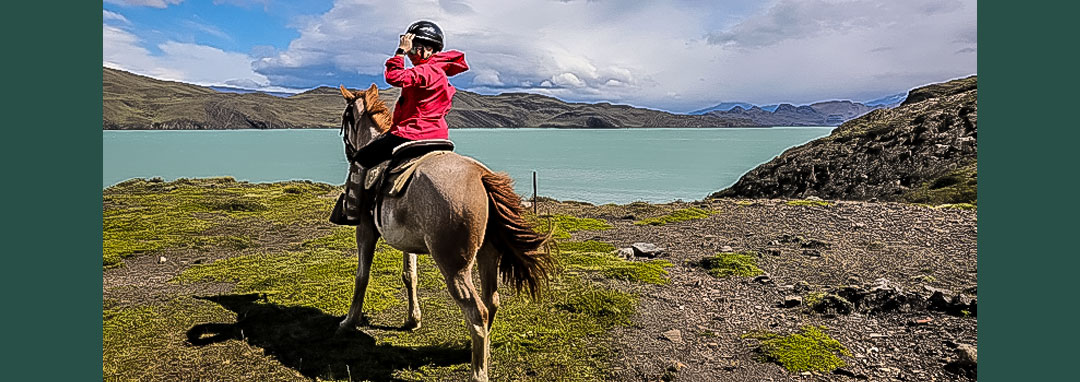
xmin=416 ymin=50 xmax=469 ymax=77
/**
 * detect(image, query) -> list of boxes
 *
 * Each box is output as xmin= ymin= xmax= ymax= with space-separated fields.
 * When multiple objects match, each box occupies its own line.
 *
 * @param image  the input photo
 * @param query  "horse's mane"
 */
xmin=362 ymin=90 xmax=393 ymax=133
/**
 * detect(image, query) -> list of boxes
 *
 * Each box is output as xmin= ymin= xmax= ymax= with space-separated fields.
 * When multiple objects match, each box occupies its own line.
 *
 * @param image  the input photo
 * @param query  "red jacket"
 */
xmin=384 ymin=50 xmax=469 ymax=140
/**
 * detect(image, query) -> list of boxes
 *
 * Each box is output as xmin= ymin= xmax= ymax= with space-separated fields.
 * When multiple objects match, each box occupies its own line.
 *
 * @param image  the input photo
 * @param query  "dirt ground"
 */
xmin=547 ymin=198 xmax=977 ymax=382
xmin=104 ymin=194 xmax=977 ymax=381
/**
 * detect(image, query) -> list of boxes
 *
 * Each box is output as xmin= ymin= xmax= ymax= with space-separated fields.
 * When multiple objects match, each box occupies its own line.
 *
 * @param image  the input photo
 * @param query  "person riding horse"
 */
xmin=349 ymin=20 xmax=469 ymax=169
xmin=329 ymin=22 xmax=551 ymax=382
xmin=332 ymin=20 xmax=469 ymax=226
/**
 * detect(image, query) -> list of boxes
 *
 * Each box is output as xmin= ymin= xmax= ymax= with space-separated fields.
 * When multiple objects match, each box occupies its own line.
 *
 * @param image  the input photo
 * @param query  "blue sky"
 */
xmin=103 ymin=0 xmax=977 ymax=112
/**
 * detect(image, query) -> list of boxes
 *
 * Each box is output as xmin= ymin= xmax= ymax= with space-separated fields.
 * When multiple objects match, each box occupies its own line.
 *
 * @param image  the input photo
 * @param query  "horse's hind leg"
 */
xmin=402 ymin=252 xmax=421 ymax=330
xmin=339 ymin=222 xmax=379 ymax=331
xmin=440 ymin=261 xmax=491 ymax=382
xmin=477 ymin=242 xmax=501 ymax=331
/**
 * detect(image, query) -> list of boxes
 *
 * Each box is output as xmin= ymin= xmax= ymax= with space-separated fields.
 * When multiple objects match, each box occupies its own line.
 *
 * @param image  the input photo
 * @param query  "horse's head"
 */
xmin=339 ymin=84 xmax=393 ymax=155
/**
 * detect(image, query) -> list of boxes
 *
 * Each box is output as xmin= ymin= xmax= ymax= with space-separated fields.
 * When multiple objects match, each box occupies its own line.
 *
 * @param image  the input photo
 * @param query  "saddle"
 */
xmin=365 ymin=139 xmax=455 ymax=196
xmin=329 ymin=139 xmax=455 ymax=226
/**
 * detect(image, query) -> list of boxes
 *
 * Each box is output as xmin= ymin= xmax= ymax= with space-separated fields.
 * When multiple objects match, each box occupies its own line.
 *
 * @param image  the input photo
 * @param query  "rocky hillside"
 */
xmin=103 ymin=67 xmax=759 ymax=130
xmin=711 ymin=76 xmax=977 ymax=204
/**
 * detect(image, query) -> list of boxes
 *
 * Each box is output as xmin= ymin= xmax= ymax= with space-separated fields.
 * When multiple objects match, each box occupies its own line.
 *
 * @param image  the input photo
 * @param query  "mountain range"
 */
xmin=103 ymin=67 xmax=906 ymax=130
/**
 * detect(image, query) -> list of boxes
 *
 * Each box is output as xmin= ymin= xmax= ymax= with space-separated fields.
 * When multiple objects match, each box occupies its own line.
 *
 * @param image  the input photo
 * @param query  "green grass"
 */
xmin=634 ymin=207 xmax=719 ymax=226
xmin=103 ymin=177 xmax=335 ymax=268
xmin=105 ymin=178 xmax=667 ymax=381
xmin=700 ymin=252 xmax=764 ymax=278
xmin=744 ymin=326 xmax=852 ymax=373
xmin=532 ymin=214 xmax=613 ymax=240
xmin=934 ymin=203 xmax=977 ymax=210
xmin=785 ymin=200 xmax=831 ymax=207
xmin=902 ymin=161 xmax=977 ymax=205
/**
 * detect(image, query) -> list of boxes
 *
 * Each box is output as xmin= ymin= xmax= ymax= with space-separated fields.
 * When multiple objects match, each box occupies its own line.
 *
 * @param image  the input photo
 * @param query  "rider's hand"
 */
xmin=398 ymin=33 xmax=414 ymax=53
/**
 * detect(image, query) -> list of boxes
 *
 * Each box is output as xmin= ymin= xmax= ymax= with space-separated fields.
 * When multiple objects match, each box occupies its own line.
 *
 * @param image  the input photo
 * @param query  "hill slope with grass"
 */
xmin=104 ymin=67 xmax=763 ymax=130
xmin=711 ymin=76 xmax=977 ymax=204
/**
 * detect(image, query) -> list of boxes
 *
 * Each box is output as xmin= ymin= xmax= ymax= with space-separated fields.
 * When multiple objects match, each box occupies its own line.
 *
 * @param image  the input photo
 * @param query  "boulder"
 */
xmin=631 ymin=242 xmax=665 ymax=258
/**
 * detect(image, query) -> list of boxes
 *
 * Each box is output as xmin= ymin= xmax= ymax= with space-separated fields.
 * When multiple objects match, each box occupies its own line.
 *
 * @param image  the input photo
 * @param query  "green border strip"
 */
xmin=7 ymin=2 xmax=101 ymax=380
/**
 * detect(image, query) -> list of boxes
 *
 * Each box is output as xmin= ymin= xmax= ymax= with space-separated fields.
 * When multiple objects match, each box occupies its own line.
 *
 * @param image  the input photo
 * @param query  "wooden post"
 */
xmin=532 ymin=171 xmax=538 ymax=215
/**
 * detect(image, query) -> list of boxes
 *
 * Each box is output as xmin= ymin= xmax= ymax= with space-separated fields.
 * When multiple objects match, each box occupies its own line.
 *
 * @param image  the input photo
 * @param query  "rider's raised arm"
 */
xmin=384 ymin=56 xmax=427 ymax=88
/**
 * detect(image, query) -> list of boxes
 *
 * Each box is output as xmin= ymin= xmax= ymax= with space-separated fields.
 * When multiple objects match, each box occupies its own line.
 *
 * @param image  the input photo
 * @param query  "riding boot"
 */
xmin=330 ymin=162 xmax=367 ymax=225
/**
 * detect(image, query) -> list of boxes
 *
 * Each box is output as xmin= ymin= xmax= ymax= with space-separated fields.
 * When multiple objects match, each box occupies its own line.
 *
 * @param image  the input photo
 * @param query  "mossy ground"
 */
xmin=743 ymin=326 xmax=852 ymax=373
xmin=103 ymin=177 xmax=335 ymax=268
xmin=104 ymin=181 xmax=666 ymax=381
xmin=633 ymin=207 xmax=719 ymax=226
xmin=700 ymin=252 xmax=764 ymax=278
xmin=785 ymin=200 xmax=832 ymax=207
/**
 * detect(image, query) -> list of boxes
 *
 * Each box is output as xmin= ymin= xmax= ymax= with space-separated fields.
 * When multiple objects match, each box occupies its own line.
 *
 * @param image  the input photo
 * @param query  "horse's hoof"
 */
xmin=403 ymin=319 xmax=421 ymax=331
xmin=338 ymin=315 xmax=370 ymax=333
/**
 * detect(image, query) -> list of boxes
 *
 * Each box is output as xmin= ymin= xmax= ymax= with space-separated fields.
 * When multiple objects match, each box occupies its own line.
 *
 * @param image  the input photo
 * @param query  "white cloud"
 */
xmin=103 ymin=23 xmax=290 ymax=92
xmin=103 ymin=10 xmax=130 ymax=25
xmin=104 ymin=0 xmax=183 ymax=8
xmin=105 ymin=0 xmax=976 ymax=111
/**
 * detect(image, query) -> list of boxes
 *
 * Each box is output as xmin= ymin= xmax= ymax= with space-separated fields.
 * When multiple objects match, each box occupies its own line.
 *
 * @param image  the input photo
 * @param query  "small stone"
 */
xmin=853 ymin=222 xmax=866 ymax=228
xmin=781 ymin=295 xmax=802 ymax=308
xmin=667 ymin=360 xmax=687 ymax=371
xmin=802 ymin=249 xmax=821 ymax=258
xmin=955 ymin=344 xmax=977 ymax=365
xmin=806 ymin=196 xmax=823 ymax=201
xmin=158 ymin=256 xmax=167 ymax=264
xmin=720 ymin=245 xmax=734 ymax=252
xmin=616 ymin=247 xmax=635 ymax=260
xmin=631 ymin=242 xmax=665 ymax=258
xmin=662 ymin=329 xmax=683 ymax=343
xmin=752 ymin=274 xmax=773 ymax=284
xmin=793 ymin=281 xmax=811 ymax=293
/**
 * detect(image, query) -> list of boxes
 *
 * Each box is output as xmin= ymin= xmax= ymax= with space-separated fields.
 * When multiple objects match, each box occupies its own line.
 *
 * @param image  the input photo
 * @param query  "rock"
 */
xmin=158 ymin=256 xmax=167 ymax=264
xmin=810 ymin=294 xmax=854 ymax=315
xmin=802 ymin=249 xmax=821 ymax=259
xmin=631 ymin=242 xmax=665 ymax=258
xmin=806 ymin=196 xmax=823 ymax=201
xmin=661 ymin=329 xmax=683 ymax=343
xmin=781 ymin=295 xmax=802 ymax=308
xmin=763 ymin=248 xmax=782 ymax=256
xmin=667 ymin=360 xmax=686 ymax=371
xmin=752 ymin=274 xmax=772 ymax=285
xmin=955 ymin=344 xmax=977 ymax=365
xmin=616 ymin=247 xmax=635 ymax=260
xmin=945 ymin=344 xmax=978 ymax=378
xmin=719 ymin=245 xmax=734 ymax=252
xmin=793 ymin=281 xmax=811 ymax=293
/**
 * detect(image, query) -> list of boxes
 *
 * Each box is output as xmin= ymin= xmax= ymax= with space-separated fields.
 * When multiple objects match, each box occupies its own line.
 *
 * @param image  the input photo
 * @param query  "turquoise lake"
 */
xmin=103 ymin=127 xmax=833 ymax=204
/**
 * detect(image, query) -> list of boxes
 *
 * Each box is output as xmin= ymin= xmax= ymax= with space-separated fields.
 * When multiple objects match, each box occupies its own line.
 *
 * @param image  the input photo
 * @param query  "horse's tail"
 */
xmin=480 ymin=170 xmax=554 ymax=298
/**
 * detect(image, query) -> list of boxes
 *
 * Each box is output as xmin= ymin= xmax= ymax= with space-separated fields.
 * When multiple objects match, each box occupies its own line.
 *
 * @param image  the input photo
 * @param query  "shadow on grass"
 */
xmin=187 ymin=294 xmax=468 ymax=381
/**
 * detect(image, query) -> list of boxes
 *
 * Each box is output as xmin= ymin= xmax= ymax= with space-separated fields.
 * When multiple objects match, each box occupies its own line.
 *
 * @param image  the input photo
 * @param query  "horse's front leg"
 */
xmin=339 ymin=221 xmax=379 ymax=332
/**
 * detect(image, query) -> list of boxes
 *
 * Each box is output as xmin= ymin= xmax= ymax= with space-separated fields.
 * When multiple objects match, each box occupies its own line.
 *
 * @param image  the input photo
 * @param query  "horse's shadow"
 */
xmin=187 ymin=294 xmax=468 ymax=381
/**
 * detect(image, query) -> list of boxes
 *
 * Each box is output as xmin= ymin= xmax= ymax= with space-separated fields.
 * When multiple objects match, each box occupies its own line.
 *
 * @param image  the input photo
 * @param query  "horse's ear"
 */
xmin=367 ymin=83 xmax=378 ymax=95
xmin=339 ymin=85 xmax=356 ymax=102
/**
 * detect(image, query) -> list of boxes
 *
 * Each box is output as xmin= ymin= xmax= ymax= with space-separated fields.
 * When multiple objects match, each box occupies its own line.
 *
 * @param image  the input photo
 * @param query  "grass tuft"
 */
xmin=744 ymin=326 xmax=852 ymax=373
xmin=634 ymin=207 xmax=719 ymax=226
xmin=700 ymin=252 xmax=764 ymax=278
xmin=785 ymin=200 xmax=831 ymax=207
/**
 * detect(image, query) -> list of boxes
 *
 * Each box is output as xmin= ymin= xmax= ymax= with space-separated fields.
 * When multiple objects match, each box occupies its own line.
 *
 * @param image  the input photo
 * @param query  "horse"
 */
xmin=334 ymin=84 xmax=554 ymax=382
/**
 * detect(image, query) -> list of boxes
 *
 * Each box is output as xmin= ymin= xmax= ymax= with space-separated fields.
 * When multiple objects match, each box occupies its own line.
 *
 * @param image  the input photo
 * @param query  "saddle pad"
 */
xmin=363 ymin=162 xmax=388 ymax=190
xmin=388 ymin=150 xmax=452 ymax=196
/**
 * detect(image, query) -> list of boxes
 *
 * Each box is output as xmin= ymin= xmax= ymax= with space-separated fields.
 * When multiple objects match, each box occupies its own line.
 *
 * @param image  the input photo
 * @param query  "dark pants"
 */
xmin=351 ymin=133 xmax=412 ymax=168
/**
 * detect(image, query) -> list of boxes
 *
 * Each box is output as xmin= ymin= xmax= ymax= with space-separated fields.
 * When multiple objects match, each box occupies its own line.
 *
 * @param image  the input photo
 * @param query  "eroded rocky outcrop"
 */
xmin=711 ymin=76 xmax=977 ymax=204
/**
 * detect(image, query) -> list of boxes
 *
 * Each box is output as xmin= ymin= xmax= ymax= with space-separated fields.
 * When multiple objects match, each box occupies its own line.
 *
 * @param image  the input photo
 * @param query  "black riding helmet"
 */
xmin=407 ymin=20 xmax=444 ymax=52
